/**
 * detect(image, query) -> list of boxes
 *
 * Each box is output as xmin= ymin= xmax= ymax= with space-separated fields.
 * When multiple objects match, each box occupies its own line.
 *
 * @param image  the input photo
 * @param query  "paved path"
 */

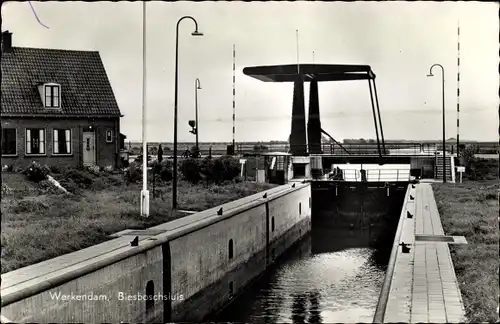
xmin=383 ymin=183 xmax=466 ymax=323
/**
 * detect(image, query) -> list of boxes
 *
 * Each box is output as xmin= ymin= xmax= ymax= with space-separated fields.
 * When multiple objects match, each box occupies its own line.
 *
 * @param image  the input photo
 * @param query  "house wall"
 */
xmin=0 ymin=117 xmax=120 ymax=169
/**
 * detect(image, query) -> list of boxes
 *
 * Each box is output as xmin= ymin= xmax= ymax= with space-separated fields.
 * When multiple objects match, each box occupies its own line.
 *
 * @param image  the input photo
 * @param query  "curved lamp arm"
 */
xmin=176 ymin=16 xmax=203 ymax=36
xmin=427 ymin=63 xmax=444 ymax=77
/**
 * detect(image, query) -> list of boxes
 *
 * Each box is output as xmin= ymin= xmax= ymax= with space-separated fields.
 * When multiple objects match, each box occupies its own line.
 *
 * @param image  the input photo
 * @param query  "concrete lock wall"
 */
xmin=1 ymin=245 xmax=164 ymax=322
xmin=0 ymin=183 xmax=311 ymax=323
xmin=168 ymin=183 xmax=311 ymax=321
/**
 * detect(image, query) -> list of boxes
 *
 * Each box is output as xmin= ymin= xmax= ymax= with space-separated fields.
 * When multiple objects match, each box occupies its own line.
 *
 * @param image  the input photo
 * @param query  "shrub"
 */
xmin=125 ymin=162 xmax=142 ymax=183
xmin=103 ymin=165 xmax=114 ymax=173
xmin=23 ymin=161 xmax=50 ymax=183
xmin=64 ymin=168 xmax=94 ymax=187
xmin=38 ymin=179 xmax=62 ymax=194
xmin=150 ymin=160 xmax=173 ymax=182
xmin=58 ymin=179 xmax=81 ymax=194
xmin=212 ymin=156 xmax=241 ymax=183
xmin=158 ymin=160 xmax=173 ymax=182
xmin=85 ymin=165 xmax=100 ymax=176
xmin=3 ymin=160 xmax=24 ymax=173
xmin=48 ymin=165 xmax=62 ymax=174
xmin=181 ymin=158 xmax=201 ymax=184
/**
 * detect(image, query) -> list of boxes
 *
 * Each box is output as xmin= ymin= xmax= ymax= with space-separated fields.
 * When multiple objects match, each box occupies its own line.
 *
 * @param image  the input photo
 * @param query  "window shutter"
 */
xmin=53 ymin=130 xmax=59 ymax=153
xmin=39 ymin=129 xmax=45 ymax=154
xmin=65 ymin=130 xmax=71 ymax=153
xmin=26 ymin=129 xmax=31 ymax=154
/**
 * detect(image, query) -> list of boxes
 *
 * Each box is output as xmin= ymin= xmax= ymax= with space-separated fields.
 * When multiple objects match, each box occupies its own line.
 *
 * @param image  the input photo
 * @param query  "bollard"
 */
xmin=400 ymin=242 xmax=411 ymax=253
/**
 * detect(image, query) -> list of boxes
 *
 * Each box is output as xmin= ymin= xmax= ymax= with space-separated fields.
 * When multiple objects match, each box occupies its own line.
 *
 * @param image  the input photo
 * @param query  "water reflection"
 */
xmin=215 ymin=222 xmax=395 ymax=324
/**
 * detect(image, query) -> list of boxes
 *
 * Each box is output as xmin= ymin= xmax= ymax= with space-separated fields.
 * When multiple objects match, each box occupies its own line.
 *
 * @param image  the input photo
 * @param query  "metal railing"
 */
xmin=236 ymin=142 xmax=499 ymax=156
xmin=128 ymin=141 xmax=499 ymax=157
xmin=334 ymin=169 xmax=411 ymax=182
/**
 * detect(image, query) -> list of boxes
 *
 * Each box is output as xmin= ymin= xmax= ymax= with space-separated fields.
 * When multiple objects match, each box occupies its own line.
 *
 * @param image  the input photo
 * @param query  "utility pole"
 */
xmin=232 ymin=44 xmax=236 ymax=153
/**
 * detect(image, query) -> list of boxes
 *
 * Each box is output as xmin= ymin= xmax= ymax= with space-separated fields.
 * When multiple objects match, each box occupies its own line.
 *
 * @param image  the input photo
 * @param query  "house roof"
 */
xmin=1 ymin=46 xmax=122 ymax=117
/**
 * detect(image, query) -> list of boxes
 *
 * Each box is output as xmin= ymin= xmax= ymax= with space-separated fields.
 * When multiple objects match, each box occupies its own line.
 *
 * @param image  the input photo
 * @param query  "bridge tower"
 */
xmin=307 ymin=79 xmax=322 ymax=154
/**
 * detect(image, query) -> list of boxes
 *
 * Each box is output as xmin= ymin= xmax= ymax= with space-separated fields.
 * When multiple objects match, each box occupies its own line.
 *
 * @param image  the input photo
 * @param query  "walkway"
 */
xmin=383 ymin=183 xmax=466 ymax=323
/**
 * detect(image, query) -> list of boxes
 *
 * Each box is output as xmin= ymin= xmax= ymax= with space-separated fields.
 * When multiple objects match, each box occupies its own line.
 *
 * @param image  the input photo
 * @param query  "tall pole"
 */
xmin=195 ymin=78 xmax=200 ymax=152
xmin=232 ymin=44 xmax=236 ymax=152
xmin=296 ymin=29 xmax=300 ymax=74
xmin=456 ymin=21 xmax=460 ymax=158
xmin=173 ymin=16 xmax=202 ymax=210
xmin=140 ymin=1 xmax=149 ymax=217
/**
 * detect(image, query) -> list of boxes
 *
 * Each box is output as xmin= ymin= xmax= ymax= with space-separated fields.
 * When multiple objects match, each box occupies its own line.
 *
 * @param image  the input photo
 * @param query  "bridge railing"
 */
xmin=241 ymin=142 xmax=499 ymax=156
xmin=366 ymin=169 xmax=411 ymax=182
xmin=338 ymin=169 xmax=411 ymax=182
xmin=237 ymin=143 xmax=425 ymax=155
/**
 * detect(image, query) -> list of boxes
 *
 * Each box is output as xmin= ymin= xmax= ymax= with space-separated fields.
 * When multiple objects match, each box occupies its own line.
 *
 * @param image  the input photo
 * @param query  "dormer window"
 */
xmin=44 ymin=83 xmax=60 ymax=108
xmin=37 ymin=83 xmax=61 ymax=108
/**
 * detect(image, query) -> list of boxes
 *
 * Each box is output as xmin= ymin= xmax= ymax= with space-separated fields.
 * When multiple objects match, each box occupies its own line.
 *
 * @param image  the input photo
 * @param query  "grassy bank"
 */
xmin=432 ymin=178 xmax=499 ymax=323
xmin=1 ymin=171 xmax=277 ymax=274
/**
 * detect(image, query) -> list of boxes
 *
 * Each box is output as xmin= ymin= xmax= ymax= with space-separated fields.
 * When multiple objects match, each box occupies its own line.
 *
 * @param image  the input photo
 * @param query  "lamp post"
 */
xmin=195 ymin=78 xmax=201 ymax=153
xmin=427 ymin=63 xmax=446 ymax=183
xmin=173 ymin=16 xmax=203 ymax=210
xmin=140 ymin=1 xmax=149 ymax=217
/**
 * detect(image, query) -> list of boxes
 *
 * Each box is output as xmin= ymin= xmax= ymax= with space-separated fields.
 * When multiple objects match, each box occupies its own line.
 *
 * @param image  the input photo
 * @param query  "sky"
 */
xmin=2 ymin=1 xmax=498 ymax=142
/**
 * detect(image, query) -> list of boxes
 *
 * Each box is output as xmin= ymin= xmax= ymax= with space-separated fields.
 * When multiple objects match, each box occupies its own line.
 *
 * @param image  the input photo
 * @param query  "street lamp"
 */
xmin=173 ymin=16 xmax=203 ymax=210
xmin=195 ymin=78 xmax=202 ymax=152
xmin=140 ymin=1 xmax=149 ymax=217
xmin=427 ymin=63 xmax=446 ymax=183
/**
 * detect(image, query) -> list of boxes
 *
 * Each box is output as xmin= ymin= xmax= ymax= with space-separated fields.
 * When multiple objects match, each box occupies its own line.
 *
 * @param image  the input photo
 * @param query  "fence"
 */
xmin=338 ymin=169 xmax=411 ymax=182
xmin=235 ymin=142 xmax=499 ymax=156
xmin=128 ymin=142 xmax=499 ymax=157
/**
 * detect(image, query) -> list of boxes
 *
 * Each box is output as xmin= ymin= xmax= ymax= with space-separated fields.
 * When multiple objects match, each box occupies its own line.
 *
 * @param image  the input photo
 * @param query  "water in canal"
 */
xmin=216 ymin=223 xmax=396 ymax=323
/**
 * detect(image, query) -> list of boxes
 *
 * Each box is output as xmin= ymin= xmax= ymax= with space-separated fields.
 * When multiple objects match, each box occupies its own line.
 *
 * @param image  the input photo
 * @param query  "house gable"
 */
xmin=1 ymin=42 xmax=122 ymax=118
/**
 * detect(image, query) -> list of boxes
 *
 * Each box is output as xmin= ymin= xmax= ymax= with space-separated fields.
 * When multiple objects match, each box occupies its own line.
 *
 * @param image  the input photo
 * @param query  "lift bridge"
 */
xmin=242 ymin=63 xmax=433 ymax=188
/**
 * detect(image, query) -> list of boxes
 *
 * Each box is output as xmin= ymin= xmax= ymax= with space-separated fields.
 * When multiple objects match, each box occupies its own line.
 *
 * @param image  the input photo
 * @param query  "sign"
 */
xmin=239 ymin=159 xmax=247 ymax=164
xmin=457 ymin=166 xmax=465 ymax=172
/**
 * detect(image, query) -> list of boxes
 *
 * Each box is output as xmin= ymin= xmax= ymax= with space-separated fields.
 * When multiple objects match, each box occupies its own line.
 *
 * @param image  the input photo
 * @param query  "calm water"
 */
xmin=216 ymin=226 xmax=391 ymax=324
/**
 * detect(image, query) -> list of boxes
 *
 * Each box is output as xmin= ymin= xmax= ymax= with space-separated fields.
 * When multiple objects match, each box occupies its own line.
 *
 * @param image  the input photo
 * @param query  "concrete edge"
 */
xmin=372 ymin=182 xmax=413 ymax=323
xmin=428 ymin=185 xmax=467 ymax=322
xmin=1 ymin=182 xmax=310 ymax=308
xmin=108 ymin=229 xmax=135 ymax=238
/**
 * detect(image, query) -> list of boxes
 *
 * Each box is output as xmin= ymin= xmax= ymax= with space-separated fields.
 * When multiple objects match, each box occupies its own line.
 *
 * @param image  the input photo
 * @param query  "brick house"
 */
xmin=1 ymin=31 xmax=126 ymax=169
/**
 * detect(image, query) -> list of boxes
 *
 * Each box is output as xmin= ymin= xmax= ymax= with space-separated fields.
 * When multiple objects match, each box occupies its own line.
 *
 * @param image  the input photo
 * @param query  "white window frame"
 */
xmin=44 ymin=83 xmax=61 ymax=108
xmin=1 ymin=128 xmax=18 ymax=156
xmin=25 ymin=128 xmax=47 ymax=156
xmin=105 ymin=129 xmax=113 ymax=143
xmin=52 ymin=128 xmax=72 ymax=155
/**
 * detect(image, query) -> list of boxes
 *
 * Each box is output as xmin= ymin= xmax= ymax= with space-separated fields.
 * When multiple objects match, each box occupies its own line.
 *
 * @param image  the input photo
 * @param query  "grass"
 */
xmin=1 ymin=170 xmax=277 ymax=274
xmin=432 ymin=162 xmax=499 ymax=323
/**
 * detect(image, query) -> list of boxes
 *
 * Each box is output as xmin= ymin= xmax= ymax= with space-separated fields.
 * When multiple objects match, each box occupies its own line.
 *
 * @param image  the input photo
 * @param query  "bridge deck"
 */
xmin=383 ymin=183 xmax=466 ymax=323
